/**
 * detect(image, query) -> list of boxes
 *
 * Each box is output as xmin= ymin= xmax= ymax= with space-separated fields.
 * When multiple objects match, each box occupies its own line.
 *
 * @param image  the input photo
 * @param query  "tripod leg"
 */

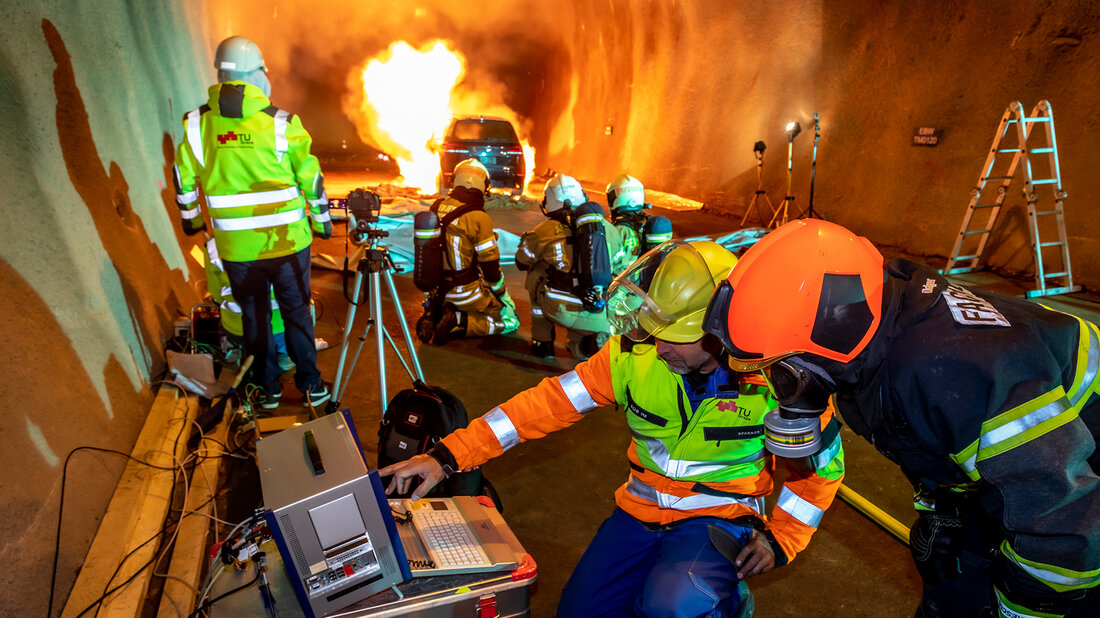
xmin=371 ymin=270 xmax=387 ymax=418
xmin=740 ymin=196 xmax=756 ymax=227
xmin=331 ymin=270 xmax=364 ymax=405
xmin=383 ymin=268 xmax=426 ymax=383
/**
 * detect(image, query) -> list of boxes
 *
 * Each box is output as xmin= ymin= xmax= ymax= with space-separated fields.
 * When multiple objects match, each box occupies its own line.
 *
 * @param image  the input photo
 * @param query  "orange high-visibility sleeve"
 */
xmin=440 ymin=343 xmax=616 ymax=470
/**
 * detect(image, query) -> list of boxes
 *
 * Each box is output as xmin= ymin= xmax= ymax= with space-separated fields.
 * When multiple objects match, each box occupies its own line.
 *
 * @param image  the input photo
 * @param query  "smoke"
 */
xmin=202 ymin=0 xmax=567 ymax=154
xmin=200 ymin=1 xmax=824 ymax=201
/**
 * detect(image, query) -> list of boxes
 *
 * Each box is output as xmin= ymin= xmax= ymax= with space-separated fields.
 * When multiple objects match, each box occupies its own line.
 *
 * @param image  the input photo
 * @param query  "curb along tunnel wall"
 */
xmin=3 ymin=1 xmax=1099 ymax=615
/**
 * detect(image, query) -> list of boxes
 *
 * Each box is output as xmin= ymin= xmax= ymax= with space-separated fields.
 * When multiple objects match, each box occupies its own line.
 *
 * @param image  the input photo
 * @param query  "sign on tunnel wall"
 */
xmin=912 ymin=126 xmax=943 ymax=146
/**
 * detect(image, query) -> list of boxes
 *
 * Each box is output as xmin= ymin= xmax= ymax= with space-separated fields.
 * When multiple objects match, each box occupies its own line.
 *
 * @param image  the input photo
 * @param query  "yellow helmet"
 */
xmin=452 ymin=158 xmax=490 ymax=193
xmin=606 ymin=240 xmax=738 ymax=343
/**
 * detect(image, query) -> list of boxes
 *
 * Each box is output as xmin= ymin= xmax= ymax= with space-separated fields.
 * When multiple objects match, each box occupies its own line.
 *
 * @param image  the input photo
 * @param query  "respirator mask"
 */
xmin=761 ymin=356 xmax=836 ymax=457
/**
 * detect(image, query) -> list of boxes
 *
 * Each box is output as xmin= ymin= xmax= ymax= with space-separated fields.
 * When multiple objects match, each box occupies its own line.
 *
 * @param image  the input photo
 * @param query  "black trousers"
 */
xmin=223 ymin=247 xmax=321 ymax=393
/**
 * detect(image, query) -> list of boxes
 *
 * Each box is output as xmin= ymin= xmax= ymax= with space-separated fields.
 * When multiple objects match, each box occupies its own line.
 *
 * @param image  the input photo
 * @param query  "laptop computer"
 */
xmin=387 ymin=496 xmax=520 ymax=577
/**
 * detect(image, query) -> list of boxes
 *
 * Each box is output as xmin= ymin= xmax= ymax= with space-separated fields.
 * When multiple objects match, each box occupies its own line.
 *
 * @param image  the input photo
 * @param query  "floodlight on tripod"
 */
xmin=768 ymin=120 xmax=803 ymax=229
xmin=740 ymin=140 xmax=776 ymax=228
xmin=327 ymin=188 xmax=425 ymax=416
xmin=796 ymin=113 xmax=823 ymax=220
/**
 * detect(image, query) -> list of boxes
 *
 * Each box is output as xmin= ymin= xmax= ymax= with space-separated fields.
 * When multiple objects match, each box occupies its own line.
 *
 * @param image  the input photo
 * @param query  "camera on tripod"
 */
xmin=346 ymin=188 xmax=386 ymax=245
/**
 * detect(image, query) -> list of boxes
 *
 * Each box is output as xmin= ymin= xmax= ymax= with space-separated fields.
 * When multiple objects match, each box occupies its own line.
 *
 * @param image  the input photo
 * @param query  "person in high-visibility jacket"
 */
xmin=203 ymin=238 xmax=297 ymax=381
xmin=704 ymin=219 xmax=1100 ymax=618
xmin=428 ymin=158 xmax=519 ymax=344
xmin=173 ymin=36 xmax=332 ymax=409
xmin=382 ymin=240 xmax=844 ymax=617
xmin=516 ymin=174 xmax=625 ymax=359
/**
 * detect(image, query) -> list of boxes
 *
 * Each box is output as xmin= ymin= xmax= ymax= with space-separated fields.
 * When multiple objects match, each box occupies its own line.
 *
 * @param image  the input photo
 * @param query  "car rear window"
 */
xmin=449 ymin=119 xmax=519 ymax=142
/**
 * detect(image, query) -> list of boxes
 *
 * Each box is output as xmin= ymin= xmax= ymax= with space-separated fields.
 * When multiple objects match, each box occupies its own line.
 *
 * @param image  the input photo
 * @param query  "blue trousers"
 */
xmin=558 ymin=508 xmax=753 ymax=618
xmin=223 ymin=247 xmax=321 ymax=393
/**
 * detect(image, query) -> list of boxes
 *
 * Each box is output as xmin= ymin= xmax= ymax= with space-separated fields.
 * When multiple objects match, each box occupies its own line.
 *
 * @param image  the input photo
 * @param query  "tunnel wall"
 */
xmin=0 ymin=1 xmax=210 ymax=614
xmin=551 ymin=0 xmax=1100 ymax=288
xmin=3 ymin=1 xmax=1099 ymax=615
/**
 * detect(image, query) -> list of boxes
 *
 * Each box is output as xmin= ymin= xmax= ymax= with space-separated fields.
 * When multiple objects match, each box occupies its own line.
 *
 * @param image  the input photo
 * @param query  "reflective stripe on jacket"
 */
xmin=840 ymin=258 xmax=1100 ymax=597
xmin=516 ymin=216 xmax=624 ymax=308
xmin=440 ymin=335 xmax=844 ymax=562
xmin=434 ymin=192 xmax=502 ymax=296
xmin=173 ymin=81 xmax=330 ymax=262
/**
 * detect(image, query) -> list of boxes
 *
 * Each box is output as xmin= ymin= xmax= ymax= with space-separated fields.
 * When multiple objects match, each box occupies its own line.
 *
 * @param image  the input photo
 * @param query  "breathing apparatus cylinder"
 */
xmin=571 ymin=201 xmax=613 ymax=313
xmin=413 ymin=211 xmax=442 ymax=292
xmin=641 ymin=215 xmax=673 ymax=252
xmin=762 ymin=357 xmax=833 ymax=457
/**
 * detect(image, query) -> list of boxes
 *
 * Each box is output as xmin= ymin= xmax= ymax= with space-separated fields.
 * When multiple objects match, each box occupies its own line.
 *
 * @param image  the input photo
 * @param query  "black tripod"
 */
xmin=327 ymin=227 xmax=424 ymax=417
xmin=768 ymin=121 xmax=802 ymax=229
xmin=797 ymin=113 xmax=823 ymax=220
xmin=740 ymin=141 xmax=776 ymax=228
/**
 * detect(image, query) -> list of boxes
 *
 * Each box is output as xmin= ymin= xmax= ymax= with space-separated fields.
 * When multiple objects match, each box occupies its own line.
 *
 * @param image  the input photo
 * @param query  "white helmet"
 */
xmin=215 ymin=36 xmax=266 ymax=74
xmin=606 ymin=173 xmax=645 ymax=213
xmin=214 ymin=36 xmax=271 ymax=96
xmin=452 ymin=158 xmax=490 ymax=193
xmin=542 ymin=174 xmax=586 ymax=214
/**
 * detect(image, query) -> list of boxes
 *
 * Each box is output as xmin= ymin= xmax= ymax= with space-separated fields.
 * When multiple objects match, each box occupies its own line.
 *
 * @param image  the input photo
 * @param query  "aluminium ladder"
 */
xmin=942 ymin=100 xmax=1080 ymax=298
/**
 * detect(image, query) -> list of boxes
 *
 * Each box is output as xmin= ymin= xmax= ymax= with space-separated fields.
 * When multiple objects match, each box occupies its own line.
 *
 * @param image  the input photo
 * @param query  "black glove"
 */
xmin=909 ymin=508 xmax=964 ymax=585
xmin=581 ymin=287 xmax=606 ymax=313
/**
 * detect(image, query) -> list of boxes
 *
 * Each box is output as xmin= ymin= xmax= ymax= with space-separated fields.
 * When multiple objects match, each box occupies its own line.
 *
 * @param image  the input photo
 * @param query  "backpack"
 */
xmin=377 ymin=380 xmax=501 ymax=508
xmin=412 ymin=200 xmax=481 ymax=293
xmin=569 ymin=201 xmax=613 ymax=313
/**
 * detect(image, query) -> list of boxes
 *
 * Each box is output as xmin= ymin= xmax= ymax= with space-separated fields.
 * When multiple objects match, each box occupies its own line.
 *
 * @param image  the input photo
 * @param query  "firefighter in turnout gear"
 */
xmin=704 ymin=219 xmax=1100 ymax=618
xmin=425 ymin=158 xmax=519 ymax=344
xmin=516 ymin=174 xmax=624 ymax=359
xmin=382 ymin=240 xmax=845 ymax=617
xmin=173 ymin=35 xmax=332 ymax=409
xmin=606 ymin=173 xmax=672 ymax=273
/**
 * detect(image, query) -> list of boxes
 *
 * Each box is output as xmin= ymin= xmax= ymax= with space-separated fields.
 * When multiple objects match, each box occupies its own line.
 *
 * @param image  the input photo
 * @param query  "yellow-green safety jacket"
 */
xmin=438 ymin=336 xmax=845 ymax=563
xmin=173 ymin=81 xmax=331 ymax=262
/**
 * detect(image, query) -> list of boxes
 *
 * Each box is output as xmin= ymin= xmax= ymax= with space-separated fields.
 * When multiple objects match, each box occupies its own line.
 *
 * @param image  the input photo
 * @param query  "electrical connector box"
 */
xmin=173 ymin=318 xmax=191 ymax=339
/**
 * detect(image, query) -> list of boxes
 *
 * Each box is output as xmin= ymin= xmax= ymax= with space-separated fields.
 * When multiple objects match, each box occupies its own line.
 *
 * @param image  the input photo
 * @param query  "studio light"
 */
xmin=786 ymin=121 xmax=802 ymax=141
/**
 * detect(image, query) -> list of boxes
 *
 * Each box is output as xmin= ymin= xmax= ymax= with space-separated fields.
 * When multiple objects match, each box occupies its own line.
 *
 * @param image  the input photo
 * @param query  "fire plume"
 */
xmin=345 ymin=39 xmax=535 ymax=193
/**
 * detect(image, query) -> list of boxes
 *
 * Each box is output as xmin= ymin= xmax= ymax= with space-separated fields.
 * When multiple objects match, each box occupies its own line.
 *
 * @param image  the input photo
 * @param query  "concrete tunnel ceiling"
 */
xmin=202 ymin=0 xmax=823 ymax=198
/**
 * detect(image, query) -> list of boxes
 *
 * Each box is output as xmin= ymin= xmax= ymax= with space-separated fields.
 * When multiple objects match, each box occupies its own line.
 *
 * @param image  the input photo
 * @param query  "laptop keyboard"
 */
xmin=410 ymin=506 xmax=491 ymax=567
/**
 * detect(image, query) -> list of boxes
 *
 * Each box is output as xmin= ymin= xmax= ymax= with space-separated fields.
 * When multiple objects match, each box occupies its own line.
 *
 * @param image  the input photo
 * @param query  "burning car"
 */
xmin=436 ymin=116 xmax=526 ymax=194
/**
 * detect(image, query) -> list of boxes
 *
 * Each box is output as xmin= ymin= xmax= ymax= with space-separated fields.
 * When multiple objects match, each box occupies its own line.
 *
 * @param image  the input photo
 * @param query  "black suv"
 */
xmin=437 ymin=116 xmax=525 ymax=194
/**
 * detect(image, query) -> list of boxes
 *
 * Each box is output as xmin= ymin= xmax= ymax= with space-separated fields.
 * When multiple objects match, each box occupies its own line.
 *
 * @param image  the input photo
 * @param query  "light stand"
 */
xmin=768 ymin=121 xmax=802 ymax=229
xmin=798 ymin=113 xmax=823 ymax=220
xmin=327 ymin=192 xmax=425 ymax=417
xmin=740 ymin=141 xmax=776 ymax=227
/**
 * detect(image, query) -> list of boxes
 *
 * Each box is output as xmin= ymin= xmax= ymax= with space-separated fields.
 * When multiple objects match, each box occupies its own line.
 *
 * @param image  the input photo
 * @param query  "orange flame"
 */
xmin=345 ymin=39 xmax=536 ymax=194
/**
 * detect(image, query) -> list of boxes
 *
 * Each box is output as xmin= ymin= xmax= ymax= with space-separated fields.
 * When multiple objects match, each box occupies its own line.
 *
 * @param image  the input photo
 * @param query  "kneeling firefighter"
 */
xmin=413 ymin=158 xmax=519 ymax=344
xmin=516 ymin=174 xmax=624 ymax=359
xmin=380 ymin=239 xmax=844 ymax=617
xmin=606 ymin=173 xmax=673 ymax=274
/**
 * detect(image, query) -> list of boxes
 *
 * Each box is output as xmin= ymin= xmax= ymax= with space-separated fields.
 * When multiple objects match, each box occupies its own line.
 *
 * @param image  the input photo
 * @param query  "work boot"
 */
xmin=257 ymin=384 xmax=282 ymax=410
xmin=531 ymin=340 xmax=555 ymax=358
xmin=302 ymin=382 xmax=331 ymax=408
xmin=432 ymin=308 xmax=466 ymax=345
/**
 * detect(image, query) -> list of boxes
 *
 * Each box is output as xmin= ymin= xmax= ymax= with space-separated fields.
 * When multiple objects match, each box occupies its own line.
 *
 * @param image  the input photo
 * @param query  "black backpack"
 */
xmin=377 ymin=380 xmax=501 ymax=508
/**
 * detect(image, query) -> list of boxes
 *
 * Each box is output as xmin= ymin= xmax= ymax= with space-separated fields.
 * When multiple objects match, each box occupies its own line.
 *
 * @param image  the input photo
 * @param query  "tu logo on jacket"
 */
xmin=216 ymin=131 xmax=253 ymax=146
xmin=717 ymin=399 xmax=751 ymax=420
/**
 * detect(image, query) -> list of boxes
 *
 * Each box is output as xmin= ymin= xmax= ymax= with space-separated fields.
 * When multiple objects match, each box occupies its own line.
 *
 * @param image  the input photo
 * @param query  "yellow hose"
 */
xmin=837 ymin=483 xmax=911 ymax=545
